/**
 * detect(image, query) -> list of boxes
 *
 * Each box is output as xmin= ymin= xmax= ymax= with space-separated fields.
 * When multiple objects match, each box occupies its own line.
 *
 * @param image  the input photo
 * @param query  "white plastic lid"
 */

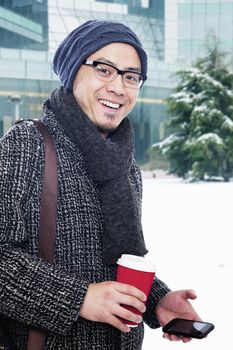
xmin=117 ymin=254 xmax=156 ymax=273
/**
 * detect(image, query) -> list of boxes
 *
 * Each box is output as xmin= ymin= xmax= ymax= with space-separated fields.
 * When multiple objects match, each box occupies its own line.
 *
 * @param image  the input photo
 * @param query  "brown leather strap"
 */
xmin=27 ymin=329 xmax=47 ymax=350
xmin=27 ymin=121 xmax=58 ymax=350
xmin=35 ymin=121 xmax=58 ymax=264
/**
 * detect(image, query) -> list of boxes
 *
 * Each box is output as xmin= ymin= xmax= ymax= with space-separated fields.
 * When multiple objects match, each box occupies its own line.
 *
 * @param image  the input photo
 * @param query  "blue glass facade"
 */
xmin=0 ymin=0 xmax=48 ymax=50
xmin=0 ymin=0 xmax=169 ymax=164
xmin=177 ymin=0 xmax=233 ymax=64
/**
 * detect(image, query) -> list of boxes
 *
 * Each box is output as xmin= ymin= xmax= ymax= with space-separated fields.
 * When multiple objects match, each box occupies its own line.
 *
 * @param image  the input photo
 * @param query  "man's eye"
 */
xmin=125 ymin=73 xmax=139 ymax=82
xmin=96 ymin=66 xmax=111 ymax=76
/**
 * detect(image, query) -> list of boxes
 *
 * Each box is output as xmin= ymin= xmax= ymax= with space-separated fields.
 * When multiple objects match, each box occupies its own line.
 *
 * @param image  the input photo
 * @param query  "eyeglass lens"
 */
xmin=94 ymin=63 xmax=143 ymax=87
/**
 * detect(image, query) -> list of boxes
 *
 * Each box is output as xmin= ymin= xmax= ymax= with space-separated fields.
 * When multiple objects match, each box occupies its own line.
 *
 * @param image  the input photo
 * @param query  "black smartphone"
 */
xmin=162 ymin=318 xmax=214 ymax=339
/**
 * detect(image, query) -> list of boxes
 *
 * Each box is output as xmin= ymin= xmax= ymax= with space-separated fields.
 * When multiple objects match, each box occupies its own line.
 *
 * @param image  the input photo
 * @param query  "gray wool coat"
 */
xmin=0 ymin=112 xmax=170 ymax=350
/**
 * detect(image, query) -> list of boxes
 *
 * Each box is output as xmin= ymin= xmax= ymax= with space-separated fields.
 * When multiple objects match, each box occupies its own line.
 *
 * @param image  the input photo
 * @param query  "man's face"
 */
xmin=72 ymin=43 xmax=141 ymax=137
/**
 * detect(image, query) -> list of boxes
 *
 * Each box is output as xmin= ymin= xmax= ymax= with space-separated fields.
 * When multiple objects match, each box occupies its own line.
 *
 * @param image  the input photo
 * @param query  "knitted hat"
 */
xmin=53 ymin=20 xmax=147 ymax=91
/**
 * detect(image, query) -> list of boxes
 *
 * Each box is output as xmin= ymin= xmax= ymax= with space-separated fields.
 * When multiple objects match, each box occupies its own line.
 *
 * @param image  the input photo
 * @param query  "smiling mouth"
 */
xmin=99 ymin=99 xmax=122 ymax=110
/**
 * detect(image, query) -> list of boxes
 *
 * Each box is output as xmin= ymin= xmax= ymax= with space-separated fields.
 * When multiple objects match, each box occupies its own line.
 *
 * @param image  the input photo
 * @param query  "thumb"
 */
xmin=184 ymin=289 xmax=197 ymax=300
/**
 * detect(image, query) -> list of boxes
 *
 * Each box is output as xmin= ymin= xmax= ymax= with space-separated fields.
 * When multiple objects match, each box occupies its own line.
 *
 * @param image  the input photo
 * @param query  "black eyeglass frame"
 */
xmin=82 ymin=59 xmax=147 ymax=88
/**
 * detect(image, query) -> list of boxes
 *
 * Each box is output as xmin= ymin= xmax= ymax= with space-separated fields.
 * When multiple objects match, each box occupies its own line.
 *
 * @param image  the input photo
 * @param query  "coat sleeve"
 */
xmin=0 ymin=123 xmax=89 ymax=336
xmin=143 ymin=277 xmax=171 ymax=328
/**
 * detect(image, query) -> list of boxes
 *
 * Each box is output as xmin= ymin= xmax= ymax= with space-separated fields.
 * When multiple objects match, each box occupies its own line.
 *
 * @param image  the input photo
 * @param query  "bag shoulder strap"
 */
xmin=27 ymin=120 xmax=58 ymax=350
xmin=33 ymin=120 xmax=58 ymax=264
xmin=15 ymin=118 xmax=58 ymax=261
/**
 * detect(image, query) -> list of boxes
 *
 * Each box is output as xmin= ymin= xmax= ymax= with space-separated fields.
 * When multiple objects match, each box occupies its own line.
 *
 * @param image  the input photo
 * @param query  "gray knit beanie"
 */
xmin=53 ymin=19 xmax=147 ymax=91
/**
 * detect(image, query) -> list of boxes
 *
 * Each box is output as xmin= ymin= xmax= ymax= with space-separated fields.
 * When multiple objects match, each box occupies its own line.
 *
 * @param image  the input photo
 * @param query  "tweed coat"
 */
xmin=0 ymin=110 xmax=170 ymax=350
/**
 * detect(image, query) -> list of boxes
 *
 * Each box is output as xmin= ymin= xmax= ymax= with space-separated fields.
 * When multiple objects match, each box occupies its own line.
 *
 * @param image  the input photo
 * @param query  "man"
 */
xmin=0 ymin=20 xmax=200 ymax=349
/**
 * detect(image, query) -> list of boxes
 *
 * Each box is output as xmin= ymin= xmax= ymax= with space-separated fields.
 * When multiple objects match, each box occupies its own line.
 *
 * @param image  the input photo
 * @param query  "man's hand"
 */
xmin=79 ymin=281 xmax=147 ymax=332
xmin=155 ymin=289 xmax=202 ymax=343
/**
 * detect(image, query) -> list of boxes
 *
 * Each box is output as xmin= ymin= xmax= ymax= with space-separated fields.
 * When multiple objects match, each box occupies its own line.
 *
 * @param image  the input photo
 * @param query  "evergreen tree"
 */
xmin=155 ymin=46 xmax=233 ymax=181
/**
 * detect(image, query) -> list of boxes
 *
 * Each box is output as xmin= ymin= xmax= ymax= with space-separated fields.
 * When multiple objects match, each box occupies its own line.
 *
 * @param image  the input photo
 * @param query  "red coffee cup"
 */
xmin=116 ymin=254 xmax=156 ymax=327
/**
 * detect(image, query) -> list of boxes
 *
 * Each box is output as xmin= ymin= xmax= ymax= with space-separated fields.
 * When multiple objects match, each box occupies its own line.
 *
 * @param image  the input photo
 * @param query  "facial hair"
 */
xmin=96 ymin=112 xmax=121 ymax=136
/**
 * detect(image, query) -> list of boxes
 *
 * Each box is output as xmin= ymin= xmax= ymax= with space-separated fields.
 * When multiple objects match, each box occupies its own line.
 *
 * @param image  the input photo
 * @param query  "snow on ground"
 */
xmin=142 ymin=178 xmax=233 ymax=350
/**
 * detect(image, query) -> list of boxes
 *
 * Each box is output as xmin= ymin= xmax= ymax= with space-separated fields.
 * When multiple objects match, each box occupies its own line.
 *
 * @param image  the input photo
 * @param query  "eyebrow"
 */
xmin=95 ymin=57 xmax=141 ymax=73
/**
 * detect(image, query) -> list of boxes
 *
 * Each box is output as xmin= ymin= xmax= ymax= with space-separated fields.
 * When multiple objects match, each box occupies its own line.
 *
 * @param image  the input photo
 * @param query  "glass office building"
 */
xmin=0 ymin=0 xmax=48 ymax=50
xmin=0 ymin=0 xmax=172 ymax=163
xmin=0 ymin=0 xmax=55 ymax=143
xmin=178 ymin=0 xmax=233 ymax=64
xmin=166 ymin=0 xmax=233 ymax=66
xmin=1 ymin=0 xmax=232 ymax=163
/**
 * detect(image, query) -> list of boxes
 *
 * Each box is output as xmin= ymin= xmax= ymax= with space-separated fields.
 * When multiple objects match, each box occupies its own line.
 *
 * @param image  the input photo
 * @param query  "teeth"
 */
xmin=99 ymin=99 xmax=120 ymax=109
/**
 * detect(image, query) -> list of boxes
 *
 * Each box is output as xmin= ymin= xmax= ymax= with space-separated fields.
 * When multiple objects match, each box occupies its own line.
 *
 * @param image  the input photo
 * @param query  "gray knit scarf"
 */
xmin=45 ymin=86 xmax=147 ymax=265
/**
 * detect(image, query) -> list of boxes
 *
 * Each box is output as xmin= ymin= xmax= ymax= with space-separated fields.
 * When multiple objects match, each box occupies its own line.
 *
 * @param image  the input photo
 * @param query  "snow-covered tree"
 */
xmin=155 ymin=47 xmax=233 ymax=181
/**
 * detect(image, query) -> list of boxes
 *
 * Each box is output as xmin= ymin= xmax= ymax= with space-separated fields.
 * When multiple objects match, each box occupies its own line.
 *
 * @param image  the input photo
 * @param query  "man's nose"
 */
xmin=106 ymin=74 xmax=125 ymax=95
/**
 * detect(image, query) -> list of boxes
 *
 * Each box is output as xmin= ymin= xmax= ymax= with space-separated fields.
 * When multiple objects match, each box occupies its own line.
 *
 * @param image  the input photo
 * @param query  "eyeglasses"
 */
xmin=82 ymin=59 xmax=147 ymax=89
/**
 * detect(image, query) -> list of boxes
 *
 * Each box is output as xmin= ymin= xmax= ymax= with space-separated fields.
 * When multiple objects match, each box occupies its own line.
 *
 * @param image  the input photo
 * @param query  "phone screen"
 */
xmin=162 ymin=318 xmax=214 ymax=339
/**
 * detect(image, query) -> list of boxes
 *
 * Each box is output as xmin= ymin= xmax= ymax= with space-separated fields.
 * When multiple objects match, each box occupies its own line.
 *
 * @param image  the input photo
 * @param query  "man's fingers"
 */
xmin=182 ymin=336 xmax=192 ymax=343
xmin=117 ymin=293 xmax=146 ymax=314
xmin=115 ymin=282 xmax=147 ymax=301
xmin=163 ymin=333 xmax=191 ymax=342
xmin=107 ymin=314 xmax=131 ymax=333
xmin=163 ymin=333 xmax=182 ymax=341
xmin=80 ymin=281 xmax=146 ymax=330
xmin=114 ymin=305 xmax=142 ymax=325
xmin=184 ymin=289 xmax=197 ymax=300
